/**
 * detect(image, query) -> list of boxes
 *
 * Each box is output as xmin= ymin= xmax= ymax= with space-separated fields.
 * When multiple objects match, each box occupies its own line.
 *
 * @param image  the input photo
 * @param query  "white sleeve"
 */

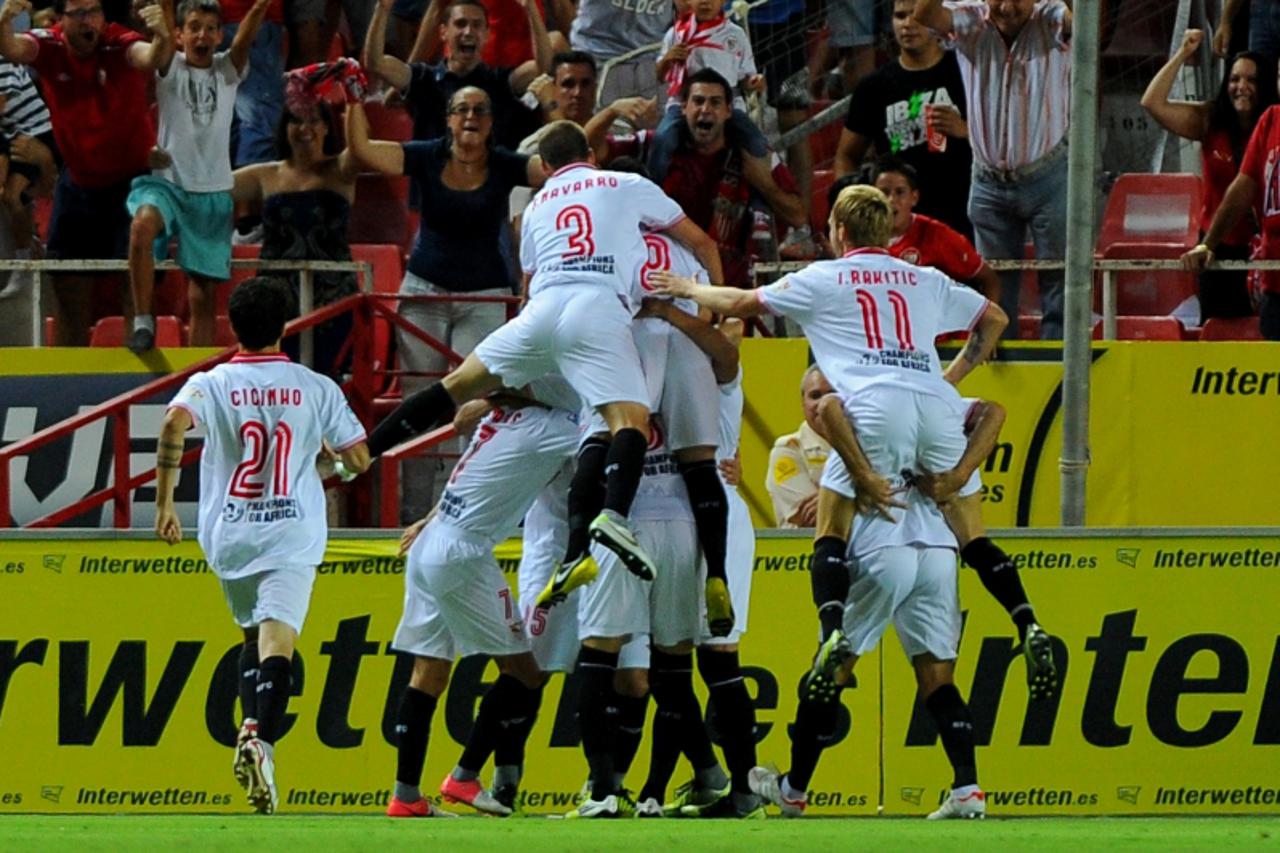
xmin=216 ymin=50 xmax=246 ymax=84
xmin=756 ymin=269 xmax=816 ymax=324
xmin=321 ymin=380 xmax=367 ymax=451
xmin=632 ymin=175 xmax=686 ymax=229
xmin=519 ymin=211 xmax=537 ymax=274
xmin=169 ymin=374 xmax=210 ymax=427
xmin=934 ymin=270 xmax=989 ymax=332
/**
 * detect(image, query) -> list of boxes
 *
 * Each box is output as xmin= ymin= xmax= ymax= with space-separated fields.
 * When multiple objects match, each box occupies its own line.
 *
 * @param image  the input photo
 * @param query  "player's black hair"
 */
xmin=608 ymin=156 xmax=649 ymax=179
xmin=277 ymin=99 xmax=341 ymax=159
xmin=681 ymin=68 xmax=733 ymax=104
xmin=552 ymin=50 xmax=597 ymax=77
xmin=444 ymin=0 xmax=488 ymax=21
xmin=872 ymin=155 xmax=920 ymax=190
xmin=229 ymin=277 xmax=297 ymax=350
xmin=537 ymin=120 xmax=591 ymax=170
xmin=177 ymin=0 xmax=221 ymax=23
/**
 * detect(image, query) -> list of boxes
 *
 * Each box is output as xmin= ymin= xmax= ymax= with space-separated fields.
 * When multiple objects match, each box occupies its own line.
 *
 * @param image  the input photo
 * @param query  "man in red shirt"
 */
xmin=604 ymin=68 xmax=805 ymax=288
xmin=0 ymin=0 xmax=170 ymax=345
xmin=874 ymin=156 xmax=1000 ymax=300
xmin=1185 ymin=102 xmax=1280 ymax=339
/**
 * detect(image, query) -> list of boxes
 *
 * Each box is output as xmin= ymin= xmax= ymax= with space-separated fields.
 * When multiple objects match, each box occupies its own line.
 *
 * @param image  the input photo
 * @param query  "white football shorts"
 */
xmin=221 ymin=566 xmax=316 ymax=634
xmin=632 ymin=317 xmax=720 ymax=451
xmin=392 ymin=522 xmax=529 ymax=660
xmin=843 ymin=545 xmax=962 ymax=661
xmin=474 ymin=284 xmax=649 ymax=409
xmin=578 ymin=518 xmax=701 ymax=648
xmin=517 ymin=468 xmax=581 ymax=673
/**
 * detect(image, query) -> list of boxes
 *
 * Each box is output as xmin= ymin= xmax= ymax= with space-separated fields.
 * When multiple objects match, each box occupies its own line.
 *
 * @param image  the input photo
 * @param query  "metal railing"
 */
xmin=754 ymin=257 xmax=1280 ymax=340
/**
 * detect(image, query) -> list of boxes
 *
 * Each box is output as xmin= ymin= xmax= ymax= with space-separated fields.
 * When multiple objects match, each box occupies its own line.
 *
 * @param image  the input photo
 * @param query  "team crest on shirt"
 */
xmin=900 ymin=248 xmax=921 ymax=264
xmin=222 ymin=502 xmax=245 ymax=523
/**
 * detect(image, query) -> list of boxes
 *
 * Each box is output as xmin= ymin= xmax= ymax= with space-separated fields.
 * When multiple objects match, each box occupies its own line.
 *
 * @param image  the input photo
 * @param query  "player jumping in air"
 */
xmin=154 ymin=277 xmax=370 ymax=814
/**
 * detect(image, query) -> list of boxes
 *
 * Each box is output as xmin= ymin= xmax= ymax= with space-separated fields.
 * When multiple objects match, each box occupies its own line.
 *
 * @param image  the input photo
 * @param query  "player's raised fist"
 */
xmin=0 ymin=0 xmax=32 ymax=23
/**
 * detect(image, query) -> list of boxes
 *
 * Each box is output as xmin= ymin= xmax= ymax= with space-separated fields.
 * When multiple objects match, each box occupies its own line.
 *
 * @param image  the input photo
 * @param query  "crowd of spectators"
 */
xmin=1 ymin=0 xmax=1276 ymax=353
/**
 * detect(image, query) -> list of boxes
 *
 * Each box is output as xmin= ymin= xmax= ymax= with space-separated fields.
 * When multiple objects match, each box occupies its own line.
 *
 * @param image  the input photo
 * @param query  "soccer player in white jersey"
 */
xmin=652 ymin=184 xmax=1007 ymax=682
xmin=154 ymin=277 xmax=371 ymax=814
xmin=571 ymin=412 xmax=730 ymax=818
xmin=365 ymin=121 xmax=723 ymax=595
xmin=749 ymin=397 xmax=989 ymax=819
xmin=539 ymin=158 xmax=735 ymax=635
xmin=385 ymin=377 xmax=583 ymax=819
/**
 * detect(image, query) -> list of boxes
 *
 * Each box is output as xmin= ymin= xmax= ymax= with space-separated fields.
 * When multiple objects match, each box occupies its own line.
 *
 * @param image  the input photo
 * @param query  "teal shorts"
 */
xmin=126 ymin=176 xmax=233 ymax=281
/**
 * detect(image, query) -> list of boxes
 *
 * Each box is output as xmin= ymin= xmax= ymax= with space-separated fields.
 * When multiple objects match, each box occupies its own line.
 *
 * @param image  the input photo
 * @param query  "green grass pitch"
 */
xmin=2 ymin=816 xmax=1278 ymax=852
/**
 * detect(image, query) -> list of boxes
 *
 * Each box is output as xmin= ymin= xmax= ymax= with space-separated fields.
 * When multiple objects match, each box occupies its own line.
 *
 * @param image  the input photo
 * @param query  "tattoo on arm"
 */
xmin=959 ymin=327 xmax=986 ymax=366
xmin=157 ymin=440 xmax=185 ymax=469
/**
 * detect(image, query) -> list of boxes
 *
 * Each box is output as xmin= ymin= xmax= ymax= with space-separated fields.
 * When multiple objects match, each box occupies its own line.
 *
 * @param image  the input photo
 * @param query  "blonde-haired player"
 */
xmin=653 ymin=183 xmax=1006 ymax=819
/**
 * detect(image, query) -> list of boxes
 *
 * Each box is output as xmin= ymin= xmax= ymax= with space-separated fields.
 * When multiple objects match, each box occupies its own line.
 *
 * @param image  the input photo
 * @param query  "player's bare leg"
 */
xmin=388 ymin=656 xmax=454 ymax=818
xmin=239 ymin=619 xmax=296 ymax=815
xmin=441 ymin=652 xmax=545 ymax=816
xmin=674 ymin=445 xmax=734 ymax=638
xmin=584 ymin=401 xmax=659 ymax=581
xmin=366 ymin=353 xmax=505 ymax=457
xmin=914 ymin=655 xmax=985 ymax=820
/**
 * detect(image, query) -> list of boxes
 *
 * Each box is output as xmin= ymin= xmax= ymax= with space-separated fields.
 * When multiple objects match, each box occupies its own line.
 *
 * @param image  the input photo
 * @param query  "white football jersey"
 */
xmin=437 ymin=405 xmax=581 ymax=543
xmin=630 ymin=414 xmax=693 ymax=523
xmin=635 ymin=231 xmax=704 ymax=315
xmin=757 ymin=248 xmax=988 ymax=400
xmin=521 ymin=163 xmax=686 ymax=309
xmin=168 ymin=353 xmax=366 ymax=579
xmin=848 ymin=488 xmax=958 ymax=557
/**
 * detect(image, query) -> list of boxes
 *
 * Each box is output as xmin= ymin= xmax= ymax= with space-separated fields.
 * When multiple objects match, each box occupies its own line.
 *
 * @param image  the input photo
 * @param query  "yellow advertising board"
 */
xmin=0 ymin=531 xmax=1277 ymax=815
xmin=738 ymin=340 xmax=1280 ymax=529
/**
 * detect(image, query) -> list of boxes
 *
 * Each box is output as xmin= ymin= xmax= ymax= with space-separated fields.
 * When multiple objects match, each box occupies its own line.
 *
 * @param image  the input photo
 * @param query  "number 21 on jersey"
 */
xmin=229 ymin=420 xmax=294 ymax=499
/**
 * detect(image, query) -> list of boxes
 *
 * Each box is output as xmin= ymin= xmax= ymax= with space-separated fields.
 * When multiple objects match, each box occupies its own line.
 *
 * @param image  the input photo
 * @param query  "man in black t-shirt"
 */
xmin=365 ymin=0 xmax=547 ymax=149
xmin=835 ymin=0 xmax=973 ymax=240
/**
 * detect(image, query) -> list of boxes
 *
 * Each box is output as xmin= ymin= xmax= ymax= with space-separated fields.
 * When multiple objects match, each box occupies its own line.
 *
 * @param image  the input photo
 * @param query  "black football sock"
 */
xmin=679 ymin=459 xmax=729 ymax=582
xmin=961 ymin=537 xmax=1036 ymax=640
xmin=367 ymin=382 xmax=458 ymax=457
xmin=576 ymin=646 xmax=621 ymax=800
xmin=601 ymin=427 xmax=648 ymax=518
xmin=925 ymin=684 xmax=978 ymax=789
xmin=786 ymin=693 xmax=841 ymax=793
xmin=564 ymin=437 xmax=609 ymax=563
xmin=650 ymin=650 xmax=724 ymax=788
xmin=493 ymin=682 xmax=545 ymax=789
xmin=611 ymin=692 xmax=650 ymax=790
xmin=238 ymin=643 xmax=260 ymax=723
xmin=812 ymin=536 xmax=851 ymax=640
xmin=254 ymin=655 xmax=293 ymax=745
xmin=456 ymin=674 xmax=532 ymax=776
xmin=698 ymin=649 xmax=757 ymax=793
xmin=393 ymin=686 xmax=439 ymax=802
xmin=639 ymin=695 xmax=682 ymax=804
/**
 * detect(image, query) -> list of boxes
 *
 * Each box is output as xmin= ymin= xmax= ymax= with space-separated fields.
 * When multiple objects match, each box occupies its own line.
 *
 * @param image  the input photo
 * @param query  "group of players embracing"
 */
xmin=154 ymin=120 xmax=1059 ymax=820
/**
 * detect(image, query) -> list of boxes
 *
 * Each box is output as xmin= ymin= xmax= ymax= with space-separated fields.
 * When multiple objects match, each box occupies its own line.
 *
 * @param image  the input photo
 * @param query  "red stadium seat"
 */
xmin=364 ymin=102 xmax=414 ymax=142
xmin=1018 ymin=314 xmax=1041 ymax=339
xmin=1091 ymin=316 xmax=1185 ymax=341
xmin=1199 ymin=316 xmax=1264 ymax=340
xmin=350 ymin=174 xmax=416 ymax=257
xmin=90 ymin=315 xmax=184 ymax=348
xmin=1094 ymin=173 xmax=1201 ymax=316
xmin=213 ymin=314 xmax=237 ymax=346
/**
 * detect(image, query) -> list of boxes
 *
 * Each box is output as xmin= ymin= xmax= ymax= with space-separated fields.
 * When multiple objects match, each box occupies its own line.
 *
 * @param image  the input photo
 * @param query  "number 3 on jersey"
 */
xmin=229 ymin=420 xmax=294 ymax=499
xmin=856 ymin=288 xmax=915 ymax=350
xmin=556 ymin=204 xmax=595 ymax=259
